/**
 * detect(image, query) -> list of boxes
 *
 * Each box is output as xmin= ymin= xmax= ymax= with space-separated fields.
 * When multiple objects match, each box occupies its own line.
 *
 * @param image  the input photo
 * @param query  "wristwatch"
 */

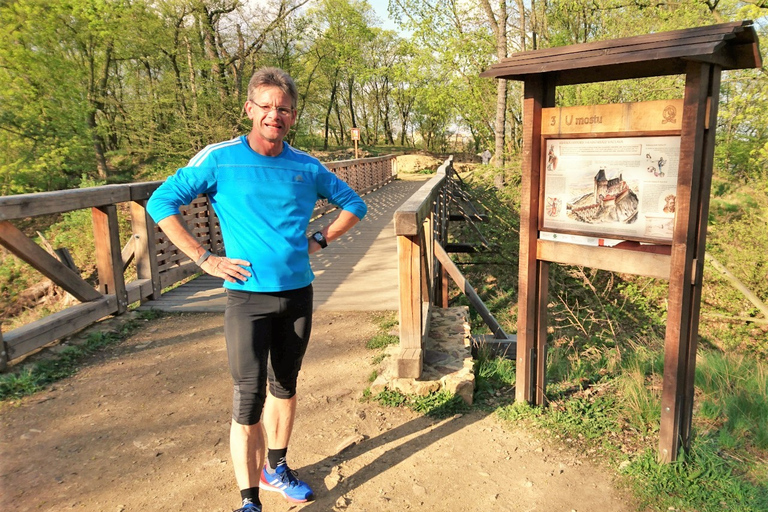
xmin=311 ymin=231 xmax=327 ymax=249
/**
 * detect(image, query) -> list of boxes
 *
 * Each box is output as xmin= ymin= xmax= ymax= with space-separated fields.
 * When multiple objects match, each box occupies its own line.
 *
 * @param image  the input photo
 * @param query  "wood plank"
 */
xmin=0 ymin=329 xmax=7 ymax=371
xmin=4 ymin=296 xmax=117 ymax=361
xmin=482 ymin=22 xmax=748 ymax=67
xmin=492 ymin=33 xmax=732 ymax=72
xmin=159 ymin=262 xmax=199 ymax=291
xmin=394 ymin=175 xmax=446 ymax=235
xmin=130 ymin=200 xmax=161 ymax=300
xmin=542 ymin=99 xmax=685 ymax=135
xmin=537 ymin=240 xmax=671 ymax=279
xmin=659 ymin=62 xmax=710 ymax=463
xmin=0 ymin=185 xmax=130 ymax=221
xmin=434 ymin=243 xmax=506 ymax=338
xmin=681 ymin=65 xmax=722 ymax=452
xmin=126 ymin=278 xmax=153 ymax=304
xmin=121 ymin=237 xmax=135 ymax=271
xmin=92 ymin=206 xmax=128 ymax=314
xmin=489 ymin=41 xmax=724 ymax=80
xmin=398 ymin=234 xmax=423 ymax=353
xmin=0 ymin=221 xmax=102 ymax=302
xmin=516 ymin=75 xmax=554 ymax=405
xmin=129 ymin=181 xmax=163 ymax=201
xmin=480 ymin=22 xmax=756 ymax=78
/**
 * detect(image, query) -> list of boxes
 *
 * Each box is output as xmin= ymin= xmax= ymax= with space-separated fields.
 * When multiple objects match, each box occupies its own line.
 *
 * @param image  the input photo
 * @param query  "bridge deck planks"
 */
xmin=139 ymin=178 xmax=428 ymax=313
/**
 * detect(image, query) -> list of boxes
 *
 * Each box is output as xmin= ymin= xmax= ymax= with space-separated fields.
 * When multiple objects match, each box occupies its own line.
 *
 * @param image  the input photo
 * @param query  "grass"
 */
xmin=433 ymin=163 xmax=767 ymax=511
xmin=0 ymin=309 xmax=163 ymax=401
xmin=366 ymin=311 xmax=400 ymax=350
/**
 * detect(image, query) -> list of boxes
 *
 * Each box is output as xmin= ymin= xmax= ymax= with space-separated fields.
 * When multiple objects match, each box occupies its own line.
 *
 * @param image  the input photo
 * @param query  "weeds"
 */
xmin=623 ymin=442 xmax=768 ymax=512
xmin=450 ymin=164 xmax=768 ymax=511
xmin=371 ymin=389 xmax=470 ymax=418
xmin=0 ymin=309 xmax=163 ymax=401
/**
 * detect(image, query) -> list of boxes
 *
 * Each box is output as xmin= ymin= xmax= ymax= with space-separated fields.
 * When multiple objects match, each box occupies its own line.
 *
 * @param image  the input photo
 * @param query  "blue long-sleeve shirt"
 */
xmin=147 ymin=136 xmax=367 ymax=292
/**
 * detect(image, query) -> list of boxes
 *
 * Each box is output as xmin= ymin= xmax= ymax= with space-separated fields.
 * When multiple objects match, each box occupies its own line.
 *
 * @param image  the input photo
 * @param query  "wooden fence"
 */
xmin=0 ymin=155 xmax=396 ymax=370
xmin=394 ymin=156 xmax=509 ymax=378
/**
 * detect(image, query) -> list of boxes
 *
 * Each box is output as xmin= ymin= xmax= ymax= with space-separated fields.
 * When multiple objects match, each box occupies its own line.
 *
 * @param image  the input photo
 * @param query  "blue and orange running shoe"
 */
xmin=259 ymin=464 xmax=315 ymax=503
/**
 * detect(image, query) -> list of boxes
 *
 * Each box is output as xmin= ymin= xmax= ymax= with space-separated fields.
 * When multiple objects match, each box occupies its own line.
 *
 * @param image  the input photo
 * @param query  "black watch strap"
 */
xmin=311 ymin=231 xmax=327 ymax=248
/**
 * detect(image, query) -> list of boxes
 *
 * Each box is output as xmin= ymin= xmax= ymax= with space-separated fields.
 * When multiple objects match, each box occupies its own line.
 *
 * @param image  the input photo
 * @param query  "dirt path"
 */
xmin=1 ymin=311 xmax=639 ymax=512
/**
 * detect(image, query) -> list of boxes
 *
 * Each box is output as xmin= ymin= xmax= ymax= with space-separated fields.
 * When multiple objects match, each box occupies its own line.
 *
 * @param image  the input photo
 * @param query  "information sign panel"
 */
xmin=541 ymin=135 xmax=680 ymax=243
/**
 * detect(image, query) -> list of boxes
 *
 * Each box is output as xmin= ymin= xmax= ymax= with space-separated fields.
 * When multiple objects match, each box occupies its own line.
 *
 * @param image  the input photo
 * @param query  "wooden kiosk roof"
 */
xmin=480 ymin=21 xmax=762 ymax=85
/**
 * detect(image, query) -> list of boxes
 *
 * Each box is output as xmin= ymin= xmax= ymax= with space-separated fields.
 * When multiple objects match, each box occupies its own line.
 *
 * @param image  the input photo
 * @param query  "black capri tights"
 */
xmin=224 ymin=285 xmax=313 ymax=425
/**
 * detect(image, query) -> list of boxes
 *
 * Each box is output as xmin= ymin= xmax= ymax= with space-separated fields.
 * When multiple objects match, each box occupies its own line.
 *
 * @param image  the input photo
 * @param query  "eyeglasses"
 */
xmin=250 ymin=102 xmax=294 ymax=117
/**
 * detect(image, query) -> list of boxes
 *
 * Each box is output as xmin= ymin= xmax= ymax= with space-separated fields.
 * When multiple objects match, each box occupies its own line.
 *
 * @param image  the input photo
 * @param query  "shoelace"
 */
xmin=276 ymin=467 xmax=300 ymax=487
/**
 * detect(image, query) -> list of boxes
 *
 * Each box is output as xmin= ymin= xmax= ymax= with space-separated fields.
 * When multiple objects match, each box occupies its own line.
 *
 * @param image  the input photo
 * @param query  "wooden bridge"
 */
xmin=1 ymin=155 xmax=506 ymax=379
xmin=140 ymin=177 xmax=429 ymax=313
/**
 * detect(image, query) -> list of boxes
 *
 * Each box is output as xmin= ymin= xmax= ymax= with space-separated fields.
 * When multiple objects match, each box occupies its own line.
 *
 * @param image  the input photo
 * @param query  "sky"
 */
xmin=366 ymin=0 xmax=399 ymax=31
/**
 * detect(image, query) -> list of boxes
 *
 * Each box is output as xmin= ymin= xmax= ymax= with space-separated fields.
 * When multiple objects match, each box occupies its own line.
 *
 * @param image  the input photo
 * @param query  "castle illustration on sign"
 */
xmin=566 ymin=168 xmax=639 ymax=224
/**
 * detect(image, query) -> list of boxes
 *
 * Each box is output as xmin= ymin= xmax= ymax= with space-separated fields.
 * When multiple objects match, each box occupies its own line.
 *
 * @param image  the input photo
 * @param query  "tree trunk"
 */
xmin=347 ymin=77 xmax=357 ymax=130
xmin=480 ymin=0 xmax=508 ymax=166
xmin=324 ymin=79 xmax=338 ymax=150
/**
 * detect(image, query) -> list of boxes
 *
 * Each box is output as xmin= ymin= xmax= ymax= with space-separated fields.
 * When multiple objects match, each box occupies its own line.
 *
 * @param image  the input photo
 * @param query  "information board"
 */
xmin=541 ymin=135 xmax=680 ymax=243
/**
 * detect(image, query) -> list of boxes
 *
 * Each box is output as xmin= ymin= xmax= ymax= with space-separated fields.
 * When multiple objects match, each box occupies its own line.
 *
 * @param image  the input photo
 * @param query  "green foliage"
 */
xmin=371 ymin=311 xmax=398 ymax=331
xmin=474 ymin=346 xmax=515 ymax=403
xmin=365 ymin=311 xmax=399 ymax=349
xmin=0 ymin=313 xmax=156 ymax=401
xmin=695 ymin=352 xmax=768 ymax=451
xmin=456 ymin=154 xmax=767 ymax=509
xmin=623 ymin=442 xmax=768 ymax=512
xmin=371 ymin=389 xmax=470 ymax=418
xmin=365 ymin=333 xmax=399 ymax=349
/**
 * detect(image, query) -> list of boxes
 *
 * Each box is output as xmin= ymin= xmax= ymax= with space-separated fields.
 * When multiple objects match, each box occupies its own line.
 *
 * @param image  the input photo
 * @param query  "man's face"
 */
xmin=245 ymin=86 xmax=296 ymax=144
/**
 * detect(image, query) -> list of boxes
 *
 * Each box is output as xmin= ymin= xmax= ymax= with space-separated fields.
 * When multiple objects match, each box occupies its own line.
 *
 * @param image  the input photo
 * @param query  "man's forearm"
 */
xmin=324 ymin=210 xmax=360 ymax=242
xmin=157 ymin=214 xmax=209 ymax=261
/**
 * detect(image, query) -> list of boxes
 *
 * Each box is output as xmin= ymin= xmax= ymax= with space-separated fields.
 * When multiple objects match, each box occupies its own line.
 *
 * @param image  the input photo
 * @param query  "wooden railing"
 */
xmin=0 ymin=155 xmax=396 ymax=370
xmin=394 ymin=156 xmax=510 ymax=378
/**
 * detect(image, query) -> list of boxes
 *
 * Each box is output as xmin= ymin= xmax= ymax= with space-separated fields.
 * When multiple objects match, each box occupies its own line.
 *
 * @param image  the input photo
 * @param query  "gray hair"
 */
xmin=247 ymin=67 xmax=298 ymax=108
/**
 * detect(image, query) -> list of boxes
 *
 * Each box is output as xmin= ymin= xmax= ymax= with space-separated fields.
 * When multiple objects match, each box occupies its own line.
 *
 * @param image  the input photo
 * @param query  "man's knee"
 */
xmin=232 ymin=383 xmax=266 ymax=425
xmin=268 ymin=377 xmax=297 ymax=400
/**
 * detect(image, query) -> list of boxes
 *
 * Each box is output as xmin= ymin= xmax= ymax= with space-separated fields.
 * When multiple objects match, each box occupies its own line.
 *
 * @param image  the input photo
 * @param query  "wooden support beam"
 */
xmin=434 ymin=243 xmax=506 ymax=339
xmin=659 ymin=62 xmax=712 ymax=463
xmin=4 ymin=296 xmax=117 ymax=361
xmin=0 ymin=329 xmax=7 ymax=372
xmin=680 ymin=64 xmax=722 ymax=455
xmin=517 ymin=74 xmax=556 ymax=405
xmin=537 ymin=240 xmax=671 ymax=279
xmin=398 ymin=234 xmax=424 ymax=378
xmin=121 ymin=237 xmax=135 ymax=271
xmin=130 ymin=200 xmax=162 ymax=300
xmin=0 ymin=221 xmax=101 ymax=303
xmin=92 ymin=206 xmax=128 ymax=314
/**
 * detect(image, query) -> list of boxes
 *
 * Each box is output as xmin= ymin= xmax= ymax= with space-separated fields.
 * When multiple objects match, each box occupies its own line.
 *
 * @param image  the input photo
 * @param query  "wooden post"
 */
xmin=0 ymin=328 xmax=7 ymax=371
xmin=680 ymin=65 xmax=721 ymax=453
xmin=658 ymin=62 xmax=713 ymax=462
xmin=398 ymin=234 xmax=423 ymax=378
xmin=92 ymin=205 xmax=128 ymax=314
xmin=516 ymin=74 xmax=555 ymax=405
xmin=205 ymin=196 xmax=221 ymax=255
xmin=130 ymin=200 xmax=161 ymax=301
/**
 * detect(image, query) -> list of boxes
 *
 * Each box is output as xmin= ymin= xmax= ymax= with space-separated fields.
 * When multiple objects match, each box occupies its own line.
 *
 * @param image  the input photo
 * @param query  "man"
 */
xmin=147 ymin=67 xmax=367 ymax=512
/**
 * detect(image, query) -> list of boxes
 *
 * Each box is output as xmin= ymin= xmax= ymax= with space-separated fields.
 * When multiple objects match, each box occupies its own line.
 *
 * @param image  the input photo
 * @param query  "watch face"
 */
xmin=313 ymin=232 xmax=326 ymax=247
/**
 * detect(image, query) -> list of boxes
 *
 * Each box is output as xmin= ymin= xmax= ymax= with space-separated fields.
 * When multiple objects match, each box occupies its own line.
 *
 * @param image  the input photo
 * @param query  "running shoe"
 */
xmin=259 ymin=464 xmax=315 ymax=503
xmin=233 ymin=500 xmax=261 ymax=512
